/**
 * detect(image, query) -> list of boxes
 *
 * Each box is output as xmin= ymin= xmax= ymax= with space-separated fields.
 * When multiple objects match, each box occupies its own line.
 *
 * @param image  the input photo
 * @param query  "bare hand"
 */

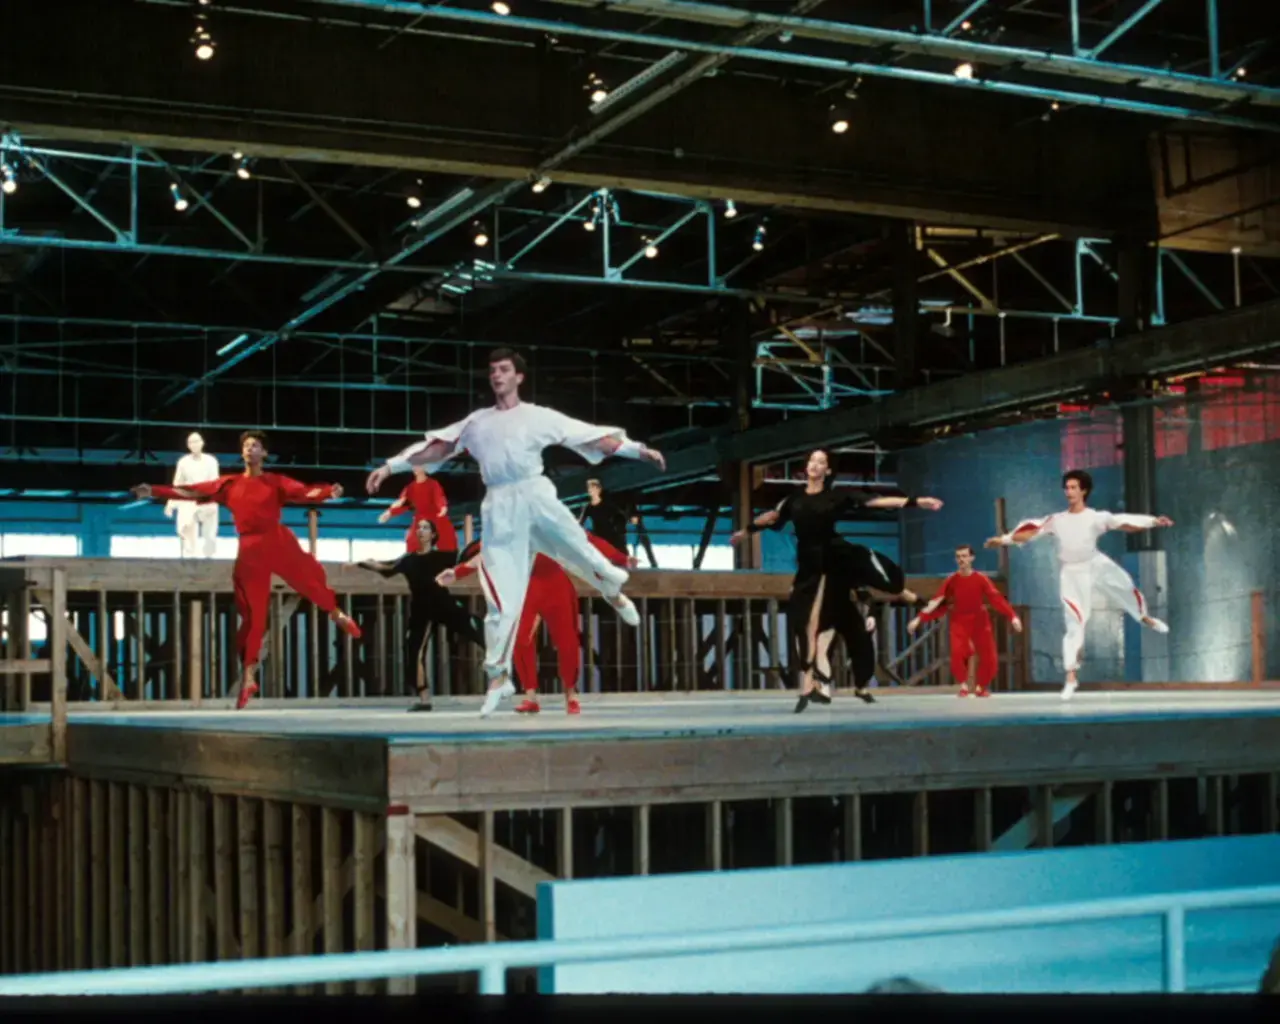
xmin=983 ymin=536 xmax=1004 ymax=549
xmin=377 ymin=510 xmax=391 ymax=524
xmin=330 ymin=483 xmax=344 ymax=499
xmin=729 ymin=530 xmax=747 ymax=546
xmin=626 ymin=556 xmax=640 ymax=570
xmin=366 ymin=464 xmax=391 ymax=495
xmin=641 ymin=446 xmax=666 ymax=472
xmin=1011 ymin=616 xmax=1023 ymax=633
xmin=435 ymin=568 xmax=457 ymax=587
xmin=917 ymin=496 xmax=944 ymax=511
xmin=907 ymin=617 xmax=920 ymax=635
xmin=1155 ymin=515 xmax=1174 ymax=527
xmin=131 ymin=484 xmax=152 ymax=500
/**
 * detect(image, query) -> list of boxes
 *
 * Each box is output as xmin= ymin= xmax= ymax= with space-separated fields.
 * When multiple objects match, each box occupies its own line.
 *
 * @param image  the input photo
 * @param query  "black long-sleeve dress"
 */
xmin=753 ymin=485 xmax=909 ymax=693
xmin=361 ymin=551 xmax=484 ymax=701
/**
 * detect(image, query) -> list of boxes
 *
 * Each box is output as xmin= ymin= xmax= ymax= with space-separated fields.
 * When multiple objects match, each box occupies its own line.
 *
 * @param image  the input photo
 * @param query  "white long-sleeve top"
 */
xmin=997 ymin=507 xmax=1159 ymax=565
xmin=386 ymin=402 xmax=631 ymax=488
xmin=164 ymin=453 xmax=220 ymax=513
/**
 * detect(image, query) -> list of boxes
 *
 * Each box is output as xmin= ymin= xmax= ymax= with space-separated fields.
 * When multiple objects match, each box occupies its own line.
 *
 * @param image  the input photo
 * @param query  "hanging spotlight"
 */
xmin=1 ymin=163 xmax=16 ymax=196
xmin=491 ymin=1 xmax=511 ymax=14
xmin=1235 ymin=66 xmax=1248 ymax=79
xmin=724 ymin=199 xmax=737 ymax=219
xmin=752 ymin=221 xmax=767 ymax=252
xmin=642 ymin=237 xmax=659 ymax=259
xmin=828 ymin=104 xmax=850 ymax=134
xmin=585 ymin=72 xmax=608 ymax=106
xmin=531 ymin=175 xmax=551 ymax=193
xmin=192 ymin=11 xmax=216 ymax=60
xmin=472 ymin=221 xmax=490 ymax=247
xmin=169 ymin=182 xmax=189 ymax=212
xmin=405 ymin=179 xmax=424 ymax=208
xmin=960 ymin=20 xmax=972 ymax=31
xmin=954 ymin=62 xmax=975 ymax=80
xmin=234 ymin=154 xmax=251 ymax=180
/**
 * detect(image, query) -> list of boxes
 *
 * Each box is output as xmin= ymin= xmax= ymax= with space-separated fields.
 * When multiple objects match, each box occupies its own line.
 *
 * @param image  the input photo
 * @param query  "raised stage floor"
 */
xmin=6 ymin=689 xmax=1280 ymax=814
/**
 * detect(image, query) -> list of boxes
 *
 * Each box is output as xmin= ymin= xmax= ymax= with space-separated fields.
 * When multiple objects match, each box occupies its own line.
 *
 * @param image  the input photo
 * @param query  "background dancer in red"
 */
xmin=132 ymin=430 xmax=362 ymax=709
xmin=438 ymin=533 xmax=635 ymax=715
xmin=379 ymin=465 xmax=458 ymax=553
xmin=907 ymin=544 xmax=1022 ymax=698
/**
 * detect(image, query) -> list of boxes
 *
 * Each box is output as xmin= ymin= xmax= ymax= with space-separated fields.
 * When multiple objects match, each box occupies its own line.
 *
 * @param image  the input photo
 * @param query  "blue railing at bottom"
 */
xmin=1 ymin=884 xmax=1279 ymax=996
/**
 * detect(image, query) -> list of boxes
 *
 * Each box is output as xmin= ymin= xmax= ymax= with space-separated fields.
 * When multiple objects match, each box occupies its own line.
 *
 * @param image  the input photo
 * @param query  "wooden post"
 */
xmin=262 ymin=801 xmax=286 ymax=968
xmin=994 ymin=497 xmax=1010 ymax=580
xmin=90 ymin=782 xmax=106 ymax=968
xmin=464 ymin=514 xmax=475 ymax=545
xmin=912 ymin=791 xmax=929 ymax=856
xmin=308 ymin=509 xmax=320 ymax=556
xmin=478 ymin=810 xmax=496 ymax=943
xmin=238 ymin=798 xmax=261 ymax=963
xmin=632 ymin=804 xmax=650 ymax=875
xmin=290 ymin=805 xmax=314 ymax=994
xmin=146 ymin=788 xmax=166 ymax=966
xmin=705 ymin=800 xmax=723 ymax=871
xmin=189 ymin=791 xmax=208 ymax=964
xmin=974 ymin=788 xmax=993 ymax=852
xmin=1252 ymin=590 xmax=1266 ymax=684
xmin=384 ymin=809 xmax=417 ymax=996
xmin=558 ymin=807 xmax=574 ymax=879
xmin=187 ymin=599 xmax=203 ymax=704
xmin=353 ymin=812 xmax=378 ymax=989
xmin=321 ymin=807 xmax=343 ymax=994
xmin=50 ymin=568 xmax=68 ymax=762
xmin=128 ymin=786 xmax=145 ymax=966
xmin=843 ymin=794 xmax=862 ymax=861
xmin=774 ymin=798 xmax=793 ymax=867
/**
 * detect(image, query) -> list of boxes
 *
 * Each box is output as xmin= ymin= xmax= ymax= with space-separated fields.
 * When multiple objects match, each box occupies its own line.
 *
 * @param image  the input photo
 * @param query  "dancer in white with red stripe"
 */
xmin=985 ymin=469 xmax=1173 ymax=701
xmin=365 ymin=348 xmax=666 ymax=717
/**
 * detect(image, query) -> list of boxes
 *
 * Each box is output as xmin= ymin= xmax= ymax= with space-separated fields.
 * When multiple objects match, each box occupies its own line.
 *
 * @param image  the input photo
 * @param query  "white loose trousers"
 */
xmin=1059 ymin=553 xmax=1149 ymax=673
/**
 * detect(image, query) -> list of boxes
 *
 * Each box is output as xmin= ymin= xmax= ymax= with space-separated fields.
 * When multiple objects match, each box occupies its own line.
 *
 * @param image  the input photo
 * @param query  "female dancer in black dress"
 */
xmin=730 ymin=449 xmax=943 ymax=712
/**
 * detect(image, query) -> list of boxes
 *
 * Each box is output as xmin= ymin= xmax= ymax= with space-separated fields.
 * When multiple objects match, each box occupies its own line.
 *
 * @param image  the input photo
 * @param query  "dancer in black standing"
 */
xmin=352 ymin=519 xmax=484 ymax=711
xmin=730 ymin=449 xmax=943 ymax=713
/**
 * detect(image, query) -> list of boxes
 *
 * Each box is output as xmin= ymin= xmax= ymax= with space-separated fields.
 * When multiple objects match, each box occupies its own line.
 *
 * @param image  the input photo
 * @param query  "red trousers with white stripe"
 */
xmin=1059 ymin=553 xmax=1148 ymax=673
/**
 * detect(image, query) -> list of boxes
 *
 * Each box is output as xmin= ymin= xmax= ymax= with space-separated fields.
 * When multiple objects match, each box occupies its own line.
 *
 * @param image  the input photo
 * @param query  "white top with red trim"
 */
xmin=1001 ymin=508 xmax=1159 ymax=566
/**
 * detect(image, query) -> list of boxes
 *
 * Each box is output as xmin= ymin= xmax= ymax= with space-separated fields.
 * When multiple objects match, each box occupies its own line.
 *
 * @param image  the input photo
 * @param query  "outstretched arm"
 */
xmin=908 ymin=578 xmax=951 ymax=633
xmin=135 ymin=478 xmax=227 ymax=504
xmin=985 ymin=516 xmax=1053 ymax=549
xmin=368 ymin=417 xmax=470 ymax=495
xmin=352 ymin=557 xmax=402 ymax=579
xmin=730 ymin=495 xmax=792 ymax=546
xmin=275 ymin=476 xmax=343 ymax=504
xmin=438 ymin=553 xmax=482 ymax=587
xmin=1105 ymin=512 xmax=1174 ymax=533
xmin=378 ymin=486 xmax=413 ymax=524
xmin=587 ymin=533 xmax=636 ymax=569
xmin=860 ymin=494 xmax=944 ymax=512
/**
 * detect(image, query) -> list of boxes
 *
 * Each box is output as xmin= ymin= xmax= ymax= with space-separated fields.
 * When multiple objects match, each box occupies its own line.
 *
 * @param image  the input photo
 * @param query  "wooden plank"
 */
xmin=70 ymin=778 xmax=86 ymax=969
xmin=843 ymin=794 xmax=862 ymax=861
xmin=108 ymin=782 xmax=127 ymax=967
xmin=213 ymin=795 xmax=235 ymax=962
xmin=0 ymin=803 xmax=10 ymax=973
xmin=189 ymin=790 xmax=208 ymax=963
xmin=321 ymin=807 xmax=343 ymax=994
xmin=974 ymin=787 xmax=993 ymax=852
xmin=90 ymin=780 xmax=106 ymax=969
xmin=558 ymin=807 xmax=574 ymax=880
xmin=237 ymin=797 xmax=261 ymax=962
xmin=774 ymin=797 xmax=793 ymax=867
xmin=128 ymin=785 xmax=145 ymax=966
xmin=414 ymin=815 xmax=554 ymax=900
xmin=1096 ymin=780 xmax=1114 ymax=844
xmin=384 ymin=810 xmax=417 ymax=996
xmin=1252 ymin=591 xmax=1266 ymax=684
xmin=49 ymin=569 xmax=68 ymax=762
xmin=27 ymin=790 xmax=39 ymax=970
xmin=0 ymin=659 xmax=51 ymax=675
xmin=188 ymin=599 xmax=203 ymax=704
xmin=13 ymin=810 xmax=26 ymax=972
xmin=173 ymin=790 xmax=187 ymax=962
xmin=633 ymin=804 xmax=650 ymax=875
xmin=146 ymin=788 xmax=166 ymax=966
xmin=912 ymin=790 xmax=929 ymax=856
xmin=290 ymin=804 xmax=314 ymax=994
xmin=262 ymin=800 xmax=286 ymax=969
xmin=706 ymin=800 xmax=722 ymax=871
xmin=478 ymin=810 xmax=496 ymax=943
xmin=353 ymin=811 xmax=377 ymax=994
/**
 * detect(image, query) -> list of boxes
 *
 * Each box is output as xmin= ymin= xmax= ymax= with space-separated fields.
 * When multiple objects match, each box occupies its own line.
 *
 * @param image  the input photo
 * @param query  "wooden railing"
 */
xmin=1 ymin=557 xmax=1025 ymax=715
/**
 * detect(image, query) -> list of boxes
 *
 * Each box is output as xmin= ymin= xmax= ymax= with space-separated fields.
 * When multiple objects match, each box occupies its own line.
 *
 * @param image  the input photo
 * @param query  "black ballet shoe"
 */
xmin=809 ymin=688 xmax=832 ymax=706
xmin=807 ymin=664 xmax=833 ymax=704
xmin=408 ymin=687 xmax=433 ymax=712
xmin=794 ymin=692 xmax=811 ymax=714
xmin=853 ymin=688 xmax=876 ymax=704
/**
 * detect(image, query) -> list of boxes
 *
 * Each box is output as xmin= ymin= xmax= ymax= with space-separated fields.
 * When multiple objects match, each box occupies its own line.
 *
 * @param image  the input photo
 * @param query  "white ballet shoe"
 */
xmin=608 ymin=593 xmax=640 ymax=627
xmin=1061 ymin=680 xmax=1078 ymax=702
xmin=480 ymin=679 xmax=516 ymax=718
xmin=1144 ymin=617 xmax=1169 ymax=634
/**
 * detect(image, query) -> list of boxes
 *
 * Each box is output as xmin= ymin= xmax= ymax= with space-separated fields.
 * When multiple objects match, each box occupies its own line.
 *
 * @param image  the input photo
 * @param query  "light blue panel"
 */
xmin=536 ymin=833 xmax=1280 ymax=994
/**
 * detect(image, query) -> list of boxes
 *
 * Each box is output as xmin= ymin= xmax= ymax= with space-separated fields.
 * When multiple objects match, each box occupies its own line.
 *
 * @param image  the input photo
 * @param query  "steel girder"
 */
xmin=310 ymin=0 xmax=1280 ymax=133
xmin=549 ymin=296 xmax=1280 ymax=498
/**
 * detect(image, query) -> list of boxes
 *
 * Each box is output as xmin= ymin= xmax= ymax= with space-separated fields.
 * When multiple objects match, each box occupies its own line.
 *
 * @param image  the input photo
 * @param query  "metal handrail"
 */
xmin=1 ymin=884 xmax=1278 ymax=996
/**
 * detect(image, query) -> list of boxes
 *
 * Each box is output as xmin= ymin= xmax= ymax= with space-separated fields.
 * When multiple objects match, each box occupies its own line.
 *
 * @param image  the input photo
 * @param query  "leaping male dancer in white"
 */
xmin=366 ymin=348 xmax=666 ymax=717
xmin=984 ymin=469 xmax=1173 ymax=702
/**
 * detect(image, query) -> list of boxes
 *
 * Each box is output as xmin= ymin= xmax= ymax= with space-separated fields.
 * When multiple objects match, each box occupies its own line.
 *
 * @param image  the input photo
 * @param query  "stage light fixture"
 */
xmin=532 ymin=176 xmax=551 ymax=193
xmin=954 ymin=62 xmax=975 ymax=79
xmin=1 ymin=164 xmax=16 ymax=195
xmin=752 ymin=222 xmax=767 ymax=252
xmin=828 ymin=105 xmax=850 ymax=133
xmin=234 ymin=154 xmax=251 ymax=180
xmin=491 ymin=1 xmax=511 ymax=14
xmin=642 ymin=237 xmax=659 ymax=259
xmin=169 ymin=182 xmax=189 ymax=212
xmin=472 ymin=221 xmax=489 ymax=247
xmin=724 ymin=199 xmax=737 ymax=219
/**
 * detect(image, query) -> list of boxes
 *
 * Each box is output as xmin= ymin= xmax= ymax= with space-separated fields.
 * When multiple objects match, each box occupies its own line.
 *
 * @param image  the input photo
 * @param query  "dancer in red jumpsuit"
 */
xmin=438 ymin=533 xmax=634 ymax=714
xmin=132 ymin=430 xmax=362 ymax=709
xmin=907 ymin=543 xmax=1021 ymax=698
xmin=379 ymin=466 xmax=458 ymax=553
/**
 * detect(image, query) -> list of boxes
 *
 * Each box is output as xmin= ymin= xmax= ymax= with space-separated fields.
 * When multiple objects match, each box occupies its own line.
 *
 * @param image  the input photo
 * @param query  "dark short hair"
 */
xmin=1062 ymin=469 xmax=1093 ymax=498
xmin=489 ymin=347 xmax=528 ymax=375
xmin=415 ymin=519 xmax=437 ymax=537
xmin=239 ymin=430 xmax=268 ymax=450
xmin=955 ymin=544 xmax=975 ymax=555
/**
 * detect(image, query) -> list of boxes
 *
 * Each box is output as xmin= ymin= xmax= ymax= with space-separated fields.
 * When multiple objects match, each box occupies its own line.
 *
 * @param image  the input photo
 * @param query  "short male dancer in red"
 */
xmin=437 ymin=533 xmax=635 ymax=715
xmin=907 ymin=544 xmax=1022 ymax=698
xmin=379 ymin=465 xmax=458 ymax=553
xmin=132 ymin=430 xmax=362 ymax=709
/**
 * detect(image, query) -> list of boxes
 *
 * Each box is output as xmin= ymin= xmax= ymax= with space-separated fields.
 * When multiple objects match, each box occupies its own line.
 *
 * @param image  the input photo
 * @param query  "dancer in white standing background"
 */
xmin=985 ymin=469 xmax=1173 ymax=701
xmin=366 ymin=348 xmax=666 ymax=717
xmin=166 ymin=431 xmax=220 ymax=558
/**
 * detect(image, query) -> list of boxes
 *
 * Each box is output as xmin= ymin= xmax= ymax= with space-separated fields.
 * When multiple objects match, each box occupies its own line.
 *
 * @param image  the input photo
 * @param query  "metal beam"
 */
xmin=557 ymin=297 xmax=1280 ymax=497
xmin=1083 ymin=0 xmax=1165 ymax=60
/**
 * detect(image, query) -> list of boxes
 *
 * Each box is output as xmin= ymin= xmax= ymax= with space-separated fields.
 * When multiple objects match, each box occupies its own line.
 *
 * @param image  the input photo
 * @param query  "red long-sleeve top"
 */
xmin=388 ymin=476 xmax=457 ymax=550
xmin=453 ymin=533 xmax=631 ymax=582
xmin=149 ymin=473 xmax=338 ymax=537
xmin=918 ymin=571 xmax=1017 ymax=625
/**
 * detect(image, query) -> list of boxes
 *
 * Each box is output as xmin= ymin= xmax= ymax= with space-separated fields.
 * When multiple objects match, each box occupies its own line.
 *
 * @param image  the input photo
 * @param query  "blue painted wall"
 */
xmin=536 ymin=833 xmax=1280 ymax=994
xmin=895 ymin=409 xmax=1280 ymax=684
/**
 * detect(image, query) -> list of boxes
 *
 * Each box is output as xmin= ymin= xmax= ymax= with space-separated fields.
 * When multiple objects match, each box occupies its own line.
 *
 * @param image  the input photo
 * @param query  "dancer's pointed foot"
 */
xmin=480 ymin=679 xmax=516 ymax=717
xmin=1142 ymin=616 xmax=1169 ymax=634
xmin=607 ymin=592 xmax=640 ymax=626
xmin=334 ymin=611 xmax=363 ymax=640
xmin=236 ymin=680 xmax=259 ymax=711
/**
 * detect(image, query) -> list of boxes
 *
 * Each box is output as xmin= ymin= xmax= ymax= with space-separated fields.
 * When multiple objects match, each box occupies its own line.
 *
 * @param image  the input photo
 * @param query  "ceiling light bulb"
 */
xmin=1 ymin=179 xmax=16 ymax=196
xmin=474 ymin=232 xmax=489 ymax=247
xmin=584 ymin=220 xmax=596 ymax=232
xmin=725 ymin=200 xmax=737 ymax=218
xmin=196 ymin=42 xmax=215 ymax=60
xmin=406 ymin=195 xmax=422 ymax=209
xmin=954 ymin=62 xmax=975 ymax=79
xmin=831 ymin=118 xmax=849 ymax=134
xmin=590 ymin=88 xmax=608 ymax=104
xmin=644 ymin=243 xmax=658 ymax=259
xmin=491 ymin=1 xmax=511 ymax=13
xmin=532 ymin=176 xmax=550 ymax=193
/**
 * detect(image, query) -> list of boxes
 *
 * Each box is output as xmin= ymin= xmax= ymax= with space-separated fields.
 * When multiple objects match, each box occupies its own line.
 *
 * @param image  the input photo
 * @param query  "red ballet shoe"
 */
xmin=236 ymin=681 xmax=259 ymax=710
xmin=515 ymin=698 xmax=541 ymax=714
xmin=974 ymin=685 xmax=991 ymax=698
xmin=566 ymin=697 xmax=581 ymax=715
xmin=335 ymin=613 xmax=362 ymax=640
